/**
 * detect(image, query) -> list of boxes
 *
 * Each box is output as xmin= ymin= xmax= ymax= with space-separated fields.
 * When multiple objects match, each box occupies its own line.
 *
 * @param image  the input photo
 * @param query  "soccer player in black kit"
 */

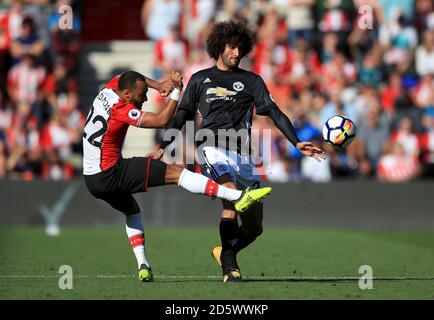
xmin=149 ymin=21 xmax=326 ymax=282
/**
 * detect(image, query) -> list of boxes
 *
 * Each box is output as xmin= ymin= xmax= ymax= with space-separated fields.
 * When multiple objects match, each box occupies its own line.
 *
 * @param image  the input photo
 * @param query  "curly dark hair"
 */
xmin=206 ymin=20 xmax=254 ymax=60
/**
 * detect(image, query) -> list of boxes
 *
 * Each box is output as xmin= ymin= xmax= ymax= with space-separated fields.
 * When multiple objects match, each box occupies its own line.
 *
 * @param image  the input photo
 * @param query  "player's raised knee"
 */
xmin=164 ymin=164 xmax=185 ymax=184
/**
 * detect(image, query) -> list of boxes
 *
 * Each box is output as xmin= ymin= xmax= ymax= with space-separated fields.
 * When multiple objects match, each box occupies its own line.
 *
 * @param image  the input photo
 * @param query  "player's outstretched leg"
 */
xmin=102 ymin=193 xmax=154 ymax=283
xmin=125 ymin=212 xmax=153 ymax=282
xmin=165 ymin=165 xmax=271 ymax=213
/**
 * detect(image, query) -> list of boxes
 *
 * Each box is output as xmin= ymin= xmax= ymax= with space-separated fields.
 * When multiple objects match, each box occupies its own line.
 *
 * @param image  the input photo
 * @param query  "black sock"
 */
xmin=219 ymin=218 xmax=239 ymax=270
xmin=233 ymin=226 xmax=259 ymax=254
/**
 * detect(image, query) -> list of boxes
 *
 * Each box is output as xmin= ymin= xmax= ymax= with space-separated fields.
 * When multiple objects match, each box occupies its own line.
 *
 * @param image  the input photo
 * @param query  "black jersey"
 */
xmin=178 ymin=66 xmax=278 ymax=152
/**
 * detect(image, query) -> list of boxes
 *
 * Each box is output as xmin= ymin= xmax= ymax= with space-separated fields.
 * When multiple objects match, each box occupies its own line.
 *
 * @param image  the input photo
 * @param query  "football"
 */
xmin=322 ymin=115 xmax=356 ymax=149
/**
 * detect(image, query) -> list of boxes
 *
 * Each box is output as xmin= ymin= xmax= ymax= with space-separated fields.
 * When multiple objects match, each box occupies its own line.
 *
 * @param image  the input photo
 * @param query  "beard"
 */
xmin=222 ymin=54 xmax=240 ymax=69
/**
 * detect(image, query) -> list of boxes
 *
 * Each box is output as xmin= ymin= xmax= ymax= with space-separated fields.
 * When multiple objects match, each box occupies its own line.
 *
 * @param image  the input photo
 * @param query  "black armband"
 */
xmin=265 ymin=106 xmax=301 ymax=147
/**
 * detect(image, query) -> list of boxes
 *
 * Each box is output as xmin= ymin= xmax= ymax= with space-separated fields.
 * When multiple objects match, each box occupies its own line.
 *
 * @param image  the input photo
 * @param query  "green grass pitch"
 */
xmin=1 ymin=227 xmax=434 ymax=299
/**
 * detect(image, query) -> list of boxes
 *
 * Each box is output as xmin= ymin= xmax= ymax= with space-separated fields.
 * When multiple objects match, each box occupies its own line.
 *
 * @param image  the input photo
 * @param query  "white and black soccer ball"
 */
xmin=322 ymin=115 xmax=356 ymax=149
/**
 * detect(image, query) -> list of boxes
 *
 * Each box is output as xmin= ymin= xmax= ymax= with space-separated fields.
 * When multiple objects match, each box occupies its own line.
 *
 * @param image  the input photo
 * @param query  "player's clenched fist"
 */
xmin=157 ymin=79 xmax=174 ymax=97
xmin=170 ymin=71 xmax=183 ymax=90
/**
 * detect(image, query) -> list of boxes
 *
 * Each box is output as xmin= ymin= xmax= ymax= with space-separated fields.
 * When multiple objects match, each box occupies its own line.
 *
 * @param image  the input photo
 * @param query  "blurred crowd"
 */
xmin=0 ymin=0 xmax=83 ymax=180
xmin=145 ymin=0 xmax=434 ymax=183
xmin=2 ymin=0 xmax=434 ymax=183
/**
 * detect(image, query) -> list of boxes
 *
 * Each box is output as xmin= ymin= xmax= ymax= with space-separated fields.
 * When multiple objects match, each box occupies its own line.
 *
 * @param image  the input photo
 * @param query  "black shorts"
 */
xmin=84 ymin=157 xmax=166 ymax=215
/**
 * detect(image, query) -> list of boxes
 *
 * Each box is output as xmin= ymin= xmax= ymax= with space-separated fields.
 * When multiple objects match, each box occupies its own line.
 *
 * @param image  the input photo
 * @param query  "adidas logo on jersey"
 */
xmin=203 ymin=78 xmax=212 ymax=83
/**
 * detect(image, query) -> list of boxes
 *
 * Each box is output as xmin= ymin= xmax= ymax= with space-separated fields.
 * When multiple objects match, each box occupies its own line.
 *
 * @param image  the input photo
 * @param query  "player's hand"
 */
xmin=146 ymin=148 xmax=164 ymax=160
xmin=170 ymin=71 xmax=183 ymax=90
xmin=158 ymin=80 xmax=174 ymax=97
xmin=296 ymin=142 xmax=326 ymax=162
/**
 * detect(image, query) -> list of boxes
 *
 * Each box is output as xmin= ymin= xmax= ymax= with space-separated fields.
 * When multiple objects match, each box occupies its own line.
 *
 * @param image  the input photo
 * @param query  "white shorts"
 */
xmin=198 ymin=146 xmax=261 ymax=189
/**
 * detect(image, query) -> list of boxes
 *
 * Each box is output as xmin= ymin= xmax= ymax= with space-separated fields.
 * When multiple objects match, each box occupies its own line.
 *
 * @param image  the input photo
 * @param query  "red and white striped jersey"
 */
xmin=82 ymin=78 xmax=145 ymax=175
xmin=7 ymin=63 xmax=46 ymax=104
xmin=377 ymin=155 xmax=419 ymax=182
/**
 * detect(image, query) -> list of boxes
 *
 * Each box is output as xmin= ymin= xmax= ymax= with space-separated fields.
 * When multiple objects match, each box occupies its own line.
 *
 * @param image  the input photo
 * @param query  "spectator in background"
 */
xmin=153 ymin=26 xmax=189 ymax=80
xmin=263 ymin=63 xmax=292 ymax=111
xmin=414 ymin=74 xmax=434 ymax=110
xmin=287 ymin=37 xmax=322 ymax=93
xmin=357 ymin=107 xmax=390 ymax=169
xmin=389 ymin=116 xmax=420 ymax=158
xmin=213 ymin=0 xmax=252 ymax=22
xmin=416 ymin=30 xmax=434 ymax=77
xmin=308 ymin=91 xmax=327 ymax=129
xmin=320 ymin=86 xmax=358 ymax=125
xmin=0 ymin=20 xmax=11 ymax=97
xmin=321 ymin=51 xmax=357 ymax=88
xmin=141 ymin=0 xmax=181 ymax=41
xmin=10 ymin=16 xmax=45 ymax=64
xmin=415 ymin=0 xmax=434 ymax=33
xmin=0 ymin=0 xmax=25 ymax=44
xmin=377 ymin=140 xmax=420 ymax=182
xmin=252 ymin=115 xmax=291 ymax=183
xmin=347 ymin=0 xmax=381 ymax=64
xmin=0 ymin=8 xmax=12 ymax=57
xmin=0 ymin=91 xmax=13 ymax=133
xmin=286 ymin=109 xmax=322 ymax=180
xmin=4 ymin=114 xmax=41 ymax=180
xmin=280 ymin=0 xmax=315 ymax=48
xmin=41 ymin=148 xmax=73 ymax=180
xmin=320 ymin=32 xmax=339 ymax=63
xmin=253 ymin=38 xmax=289 ymax=83
xmin=301 ymin=140 xmax=332 ymax=182
xmin=43 ymin=57 xmax=78 ymax=113
xmin=317 ymin=0 xmax=355 ymax=43
xmin=252 ymin=10 xmax=292 ymax=81
xmin=420 ymin=109 xmax=434 ymax=176
xmin=62 ymin=92 xmax=84 ymax=166
xmin=183 ymin=0 xmax=215 ymax=48
xmin=391 ymin=89 xmax=424 ymax=132
xmin=22 ymin=116 xmax=42 ymax=177
xmin=4 ymin=120 xmax=29 ymax=179
xmin=358 ymin=48 xmax=382 ymax=86
xmin=0 ymin=138 xmax=5 ymax=177
xmin=40 ymin=109 xmax=72 ymax=162
xmin=183 ymin=49 xmax=213 ymax=84
xmin=381 ymin=13 xmax=418 ymax=73
xmin=380 ymin=71 xmax=402 ymax=114
xmin=254 ymin=5 xmax=280 ymax=46
xmin=7 ymin=53 xmax=46 ymax=107
xmin=49 ymin=1 xmax=81 ymax=76
xmin=0 ymin=92 xmax=12 ymax=178
xmin=379 ymin=0 xmax=414 ymax=24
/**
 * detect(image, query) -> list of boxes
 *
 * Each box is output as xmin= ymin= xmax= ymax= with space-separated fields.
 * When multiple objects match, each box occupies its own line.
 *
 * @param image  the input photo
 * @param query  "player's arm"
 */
xmin=253 ymin=76 xmax=325 ymax=162
xmin=263 ymin=106 xmax=323 ymax=161
xmin=146 ymin=76 xmax=198 ymax=159
xmin=145 ymin=108 xmax=193 ymax=159
xmin=265 ymin=106 xmax=300 ymax=147
xmin=144 ymin=76 xmax=174 ymax=97
xmin=138 ymin=71 xmax=183 ymax=129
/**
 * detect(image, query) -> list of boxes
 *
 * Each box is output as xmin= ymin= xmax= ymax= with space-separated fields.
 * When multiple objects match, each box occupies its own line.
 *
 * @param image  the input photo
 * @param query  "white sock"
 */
xmin=177 ymin=169 xmax=242 ymax=201
xmin=125 ymin=212 xmax=150 ymax=269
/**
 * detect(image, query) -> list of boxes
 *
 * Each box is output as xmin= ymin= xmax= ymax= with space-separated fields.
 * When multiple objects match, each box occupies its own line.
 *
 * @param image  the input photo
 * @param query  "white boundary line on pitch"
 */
xmin=1 ymin=275 xmax=434 ymax=281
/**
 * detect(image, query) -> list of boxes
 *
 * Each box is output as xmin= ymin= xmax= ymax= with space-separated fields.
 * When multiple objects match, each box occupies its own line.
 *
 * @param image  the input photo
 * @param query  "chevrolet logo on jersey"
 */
xmin=206 ymin=87 xmax=237 ymax=97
